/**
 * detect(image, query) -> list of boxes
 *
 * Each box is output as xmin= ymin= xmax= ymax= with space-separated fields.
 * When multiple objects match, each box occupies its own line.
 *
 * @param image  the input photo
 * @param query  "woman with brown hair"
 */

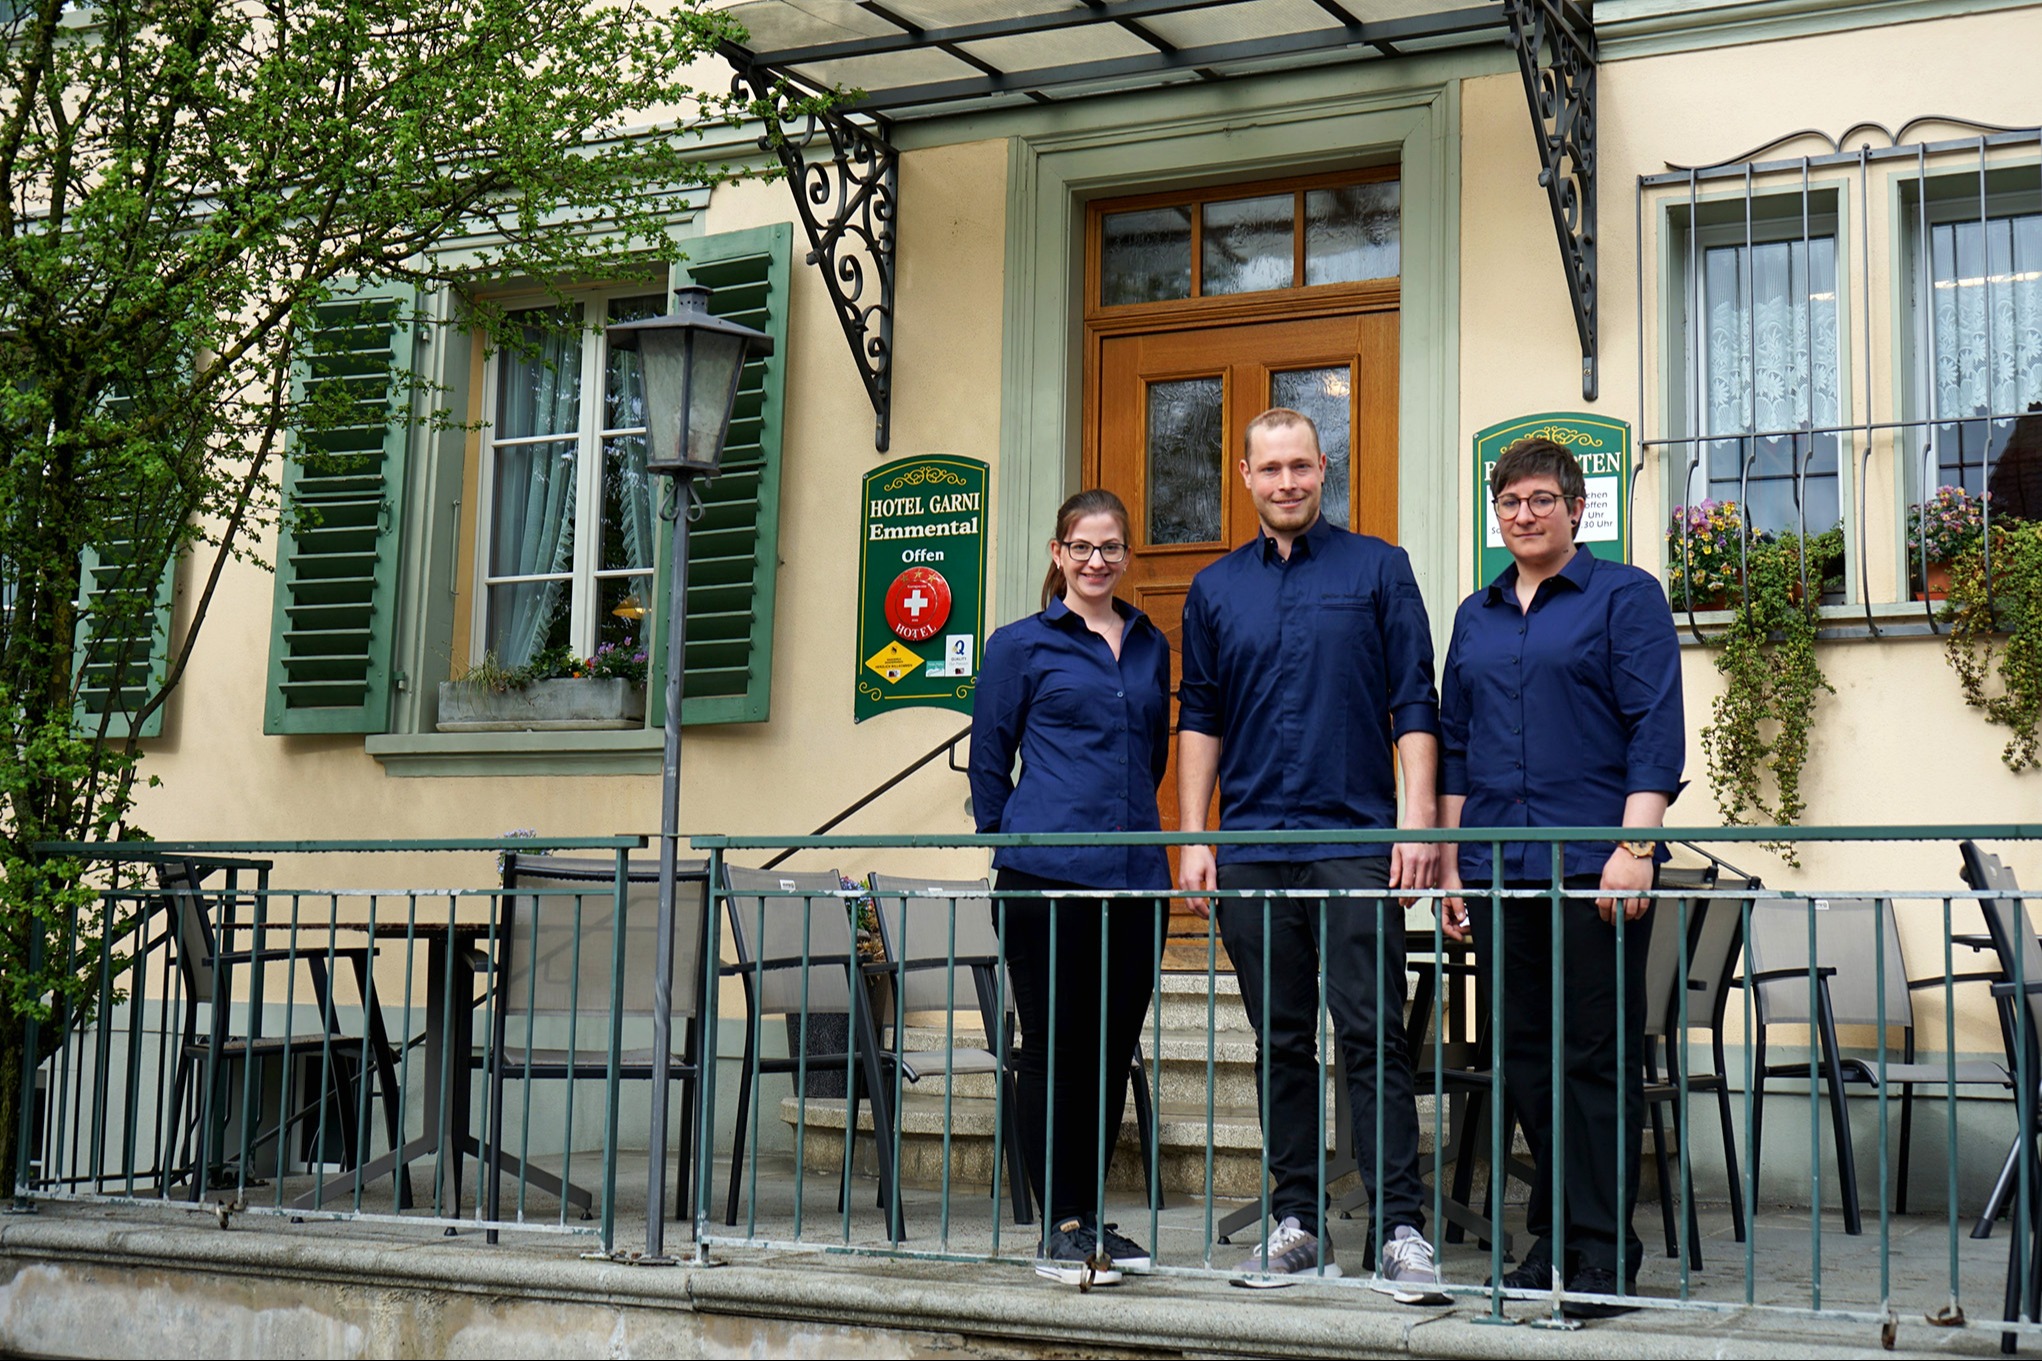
xmin=969 ymin=488 xmax=1171 ymax=1287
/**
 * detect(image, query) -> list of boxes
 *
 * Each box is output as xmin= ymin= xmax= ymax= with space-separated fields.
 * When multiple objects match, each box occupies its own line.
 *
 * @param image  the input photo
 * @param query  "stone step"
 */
xmin=889 ymin=1027 xmax=1316 ymax=1109
xmin=896 ymin=970 xmax=1252 ymax=1037
xmin=776 ymin=1091 xmax=1527 ymax=1203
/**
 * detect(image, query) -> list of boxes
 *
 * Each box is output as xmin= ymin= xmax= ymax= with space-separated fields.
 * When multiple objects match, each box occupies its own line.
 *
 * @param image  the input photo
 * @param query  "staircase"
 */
xmin=775 ymin=973 xmax=1495 ymax=1203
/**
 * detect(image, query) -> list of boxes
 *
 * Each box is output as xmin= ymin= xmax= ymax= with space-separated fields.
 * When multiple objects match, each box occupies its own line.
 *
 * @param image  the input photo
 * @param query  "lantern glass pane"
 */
xmin=684 ymin=331 xmax=747 ymax=472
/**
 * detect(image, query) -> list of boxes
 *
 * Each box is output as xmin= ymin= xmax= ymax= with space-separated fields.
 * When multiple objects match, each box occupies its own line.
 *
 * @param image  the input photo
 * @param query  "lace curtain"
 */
xmin=489 ymin=308 xmax=582 ymax=666
xmin=1931 ymin=213 xmax=2042 ymax=420
xmin=1700 ymin=236 xmax=1842 ymax=535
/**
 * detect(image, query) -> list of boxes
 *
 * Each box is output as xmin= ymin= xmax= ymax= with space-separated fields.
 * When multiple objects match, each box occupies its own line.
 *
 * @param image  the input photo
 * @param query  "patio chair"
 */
xmin=722 ymin=864 xmax=902 ymax=1236
xmin=1958 ymin=841 xmax=2042 ymax=1353
xmin=159 ymin=857 xmax=399 ymax=1199
xmin=1641 ymin=863 xmax=1755 ymax=1265
xmin=488 ymin=853 xmax=708 ymax=1229
xmin=1739 ymin=895 xmax=2008 ymax=1237
xmin=864 ymin=873 xmax=1165 ymax=1225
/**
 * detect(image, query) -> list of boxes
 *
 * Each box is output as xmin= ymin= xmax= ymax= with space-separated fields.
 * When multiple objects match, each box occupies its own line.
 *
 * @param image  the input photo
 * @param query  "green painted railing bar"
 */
xmin=691 ymin=825 xmax=2042 ymax=851
xmin=30 ymin=837 xmax=648 ymax=856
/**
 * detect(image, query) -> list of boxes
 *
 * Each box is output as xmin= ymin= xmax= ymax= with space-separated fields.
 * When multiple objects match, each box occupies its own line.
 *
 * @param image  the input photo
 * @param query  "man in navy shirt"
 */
xmin=1176 ymin=407 xmax=1447 ymax=1302
xmin=1437 ymin=436 xmax=1684 ymax=1317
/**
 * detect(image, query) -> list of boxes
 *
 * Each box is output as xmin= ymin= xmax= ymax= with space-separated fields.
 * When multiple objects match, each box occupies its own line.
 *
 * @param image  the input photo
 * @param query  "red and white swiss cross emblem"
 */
xmin=885 ymin=566 xmax=952 ymax=643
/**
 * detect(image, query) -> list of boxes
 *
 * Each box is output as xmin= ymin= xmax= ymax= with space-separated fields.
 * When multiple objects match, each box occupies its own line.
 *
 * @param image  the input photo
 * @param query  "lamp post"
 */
xmin=606 ymin=287 xmax=772 ymax=1260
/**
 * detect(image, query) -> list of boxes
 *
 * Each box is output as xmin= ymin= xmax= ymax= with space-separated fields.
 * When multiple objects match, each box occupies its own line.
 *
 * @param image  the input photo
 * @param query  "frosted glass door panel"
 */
xmin=1146 ymin=377 xmax=1225 ymax=544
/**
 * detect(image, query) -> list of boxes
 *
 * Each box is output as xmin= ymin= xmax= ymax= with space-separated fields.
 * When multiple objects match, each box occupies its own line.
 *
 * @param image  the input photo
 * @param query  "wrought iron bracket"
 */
xmin=1505 ymin=0 xmax=1598 ymax=401
xmin=729 ymin=50 xmax=899 ymax=451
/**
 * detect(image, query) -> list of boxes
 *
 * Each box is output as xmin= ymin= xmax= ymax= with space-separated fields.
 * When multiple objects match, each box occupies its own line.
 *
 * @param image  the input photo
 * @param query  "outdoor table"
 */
xmin=293 ymin=918 xmax=494 ymax=1217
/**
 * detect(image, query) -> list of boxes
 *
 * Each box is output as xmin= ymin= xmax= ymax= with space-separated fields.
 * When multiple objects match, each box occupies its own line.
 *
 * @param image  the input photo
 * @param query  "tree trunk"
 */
xmin=1 ymin=1013 xmax=25 ymax=1203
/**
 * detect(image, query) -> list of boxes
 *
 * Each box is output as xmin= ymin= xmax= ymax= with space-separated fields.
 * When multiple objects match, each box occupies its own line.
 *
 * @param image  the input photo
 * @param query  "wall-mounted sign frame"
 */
xmin=856 ymin=454 xmax=988 ymax=722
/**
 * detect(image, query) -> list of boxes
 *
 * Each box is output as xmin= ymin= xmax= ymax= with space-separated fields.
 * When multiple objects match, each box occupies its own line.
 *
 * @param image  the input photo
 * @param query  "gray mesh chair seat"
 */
xmin=1740 ymin=895 xmax=2009 ymax=1238
xmin=1959 ymin=842 xmax=2042 ymax=1354
xmin=492 ymin=854 xmax=709 ymax=1227
xmin=722 ymin=864 xmax=903 ymax=1236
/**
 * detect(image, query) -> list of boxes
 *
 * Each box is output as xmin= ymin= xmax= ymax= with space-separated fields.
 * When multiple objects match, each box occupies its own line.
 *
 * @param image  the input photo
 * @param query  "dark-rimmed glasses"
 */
xmin=1060 ymin=540 xmax=1129 ymax=563
xmin=1492 ymin=491 xmax=1573 ymax=518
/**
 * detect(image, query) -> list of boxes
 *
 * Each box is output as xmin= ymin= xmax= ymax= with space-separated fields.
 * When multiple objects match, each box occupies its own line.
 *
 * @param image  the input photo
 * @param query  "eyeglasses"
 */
xmin=1492 ymin=491 xmax=1573 ymax=518
xmin=1060 ymin=540 xmax=1128 ymax=564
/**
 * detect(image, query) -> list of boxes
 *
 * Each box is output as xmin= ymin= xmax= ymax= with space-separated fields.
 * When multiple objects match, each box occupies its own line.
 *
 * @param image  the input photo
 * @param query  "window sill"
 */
xmin=365 ymin=729 xmax=663 ymax=777
xmin=1672 ymin=598 xmax=1953 ymax=646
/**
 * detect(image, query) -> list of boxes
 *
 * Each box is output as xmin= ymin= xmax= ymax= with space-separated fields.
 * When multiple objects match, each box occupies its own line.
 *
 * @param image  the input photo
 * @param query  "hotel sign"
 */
xmin=855 ymin=454 xmax=988 ymax=722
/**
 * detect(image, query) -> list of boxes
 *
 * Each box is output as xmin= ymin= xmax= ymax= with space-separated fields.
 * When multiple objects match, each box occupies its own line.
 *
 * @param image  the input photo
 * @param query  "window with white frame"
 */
xmin=479 ymin=290 xmax=664 ymax=668
xmin=1671 ymin=205 xmax=1845 ymax=546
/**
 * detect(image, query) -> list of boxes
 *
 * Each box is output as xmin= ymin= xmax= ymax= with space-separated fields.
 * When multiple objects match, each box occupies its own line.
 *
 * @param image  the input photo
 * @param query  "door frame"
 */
xmin=993 ymin=76 xmax=1464 ymax=649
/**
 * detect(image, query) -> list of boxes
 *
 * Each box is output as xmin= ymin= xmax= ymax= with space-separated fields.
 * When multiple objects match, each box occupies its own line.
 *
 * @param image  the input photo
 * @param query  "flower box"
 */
xmin=435 ymin=678 xmax=646 ymax=732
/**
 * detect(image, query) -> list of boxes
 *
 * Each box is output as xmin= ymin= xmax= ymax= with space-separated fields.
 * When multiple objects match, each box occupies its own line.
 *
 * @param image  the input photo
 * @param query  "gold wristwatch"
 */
xmin=1619 ymin=839 xmax=1658 ymax=861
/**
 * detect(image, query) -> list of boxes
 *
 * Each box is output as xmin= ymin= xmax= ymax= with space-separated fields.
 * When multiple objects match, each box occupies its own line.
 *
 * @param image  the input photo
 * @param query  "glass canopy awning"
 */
xmin=716 ymin=0 xmax=1597 ymax=448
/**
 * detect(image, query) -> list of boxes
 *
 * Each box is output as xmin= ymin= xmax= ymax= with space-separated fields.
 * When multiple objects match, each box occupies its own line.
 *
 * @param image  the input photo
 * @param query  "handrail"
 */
xmin=761 ymin=725 xmax=971 ymax=870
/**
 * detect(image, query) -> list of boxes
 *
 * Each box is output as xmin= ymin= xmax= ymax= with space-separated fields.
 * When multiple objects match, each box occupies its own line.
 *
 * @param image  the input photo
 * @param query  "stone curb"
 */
xmin=0 ymin=1209 xmax=2003 ymax=1359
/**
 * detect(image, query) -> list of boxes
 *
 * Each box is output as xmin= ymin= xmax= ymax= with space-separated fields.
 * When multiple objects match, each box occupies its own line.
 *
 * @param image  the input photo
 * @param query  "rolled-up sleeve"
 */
xmin=968 ymin=626 xmax=1031 ymax=833
xmin=1176 ymin=580 xmax=1222 ymax=738
xmin=1378 ymin=548 xmax=1441 ymax=739
xmin=1438 ymin=606 xmax=1472 ymax=798
xmin=1610 ymin=577 xmax=1686 ymax=798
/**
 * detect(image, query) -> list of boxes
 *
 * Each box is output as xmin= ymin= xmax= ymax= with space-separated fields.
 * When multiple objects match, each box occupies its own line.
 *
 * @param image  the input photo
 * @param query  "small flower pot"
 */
xmin=1913 ymin=560 xmax=1953 ymax=602
xmin=436 ymin=678 xmax=646 ymax=732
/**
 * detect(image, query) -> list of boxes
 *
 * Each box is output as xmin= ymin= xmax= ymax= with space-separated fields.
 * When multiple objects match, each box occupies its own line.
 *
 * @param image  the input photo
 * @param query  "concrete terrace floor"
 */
xmin=3 ymin=1148 xmax=2038 ymax=1359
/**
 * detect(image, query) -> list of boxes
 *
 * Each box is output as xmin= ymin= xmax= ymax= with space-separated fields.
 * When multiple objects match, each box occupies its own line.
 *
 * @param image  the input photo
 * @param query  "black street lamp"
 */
xmin=607 ymin=286 xmax=772 ymax=1260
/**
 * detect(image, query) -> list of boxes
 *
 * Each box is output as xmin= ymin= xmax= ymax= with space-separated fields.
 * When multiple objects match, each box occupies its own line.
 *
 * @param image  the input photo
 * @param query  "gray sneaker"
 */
xmin=1231 ymin=1215 xmax=1341 ymax=1287
xmin=1371 ymin=1224 xmax=1451 ymax=1305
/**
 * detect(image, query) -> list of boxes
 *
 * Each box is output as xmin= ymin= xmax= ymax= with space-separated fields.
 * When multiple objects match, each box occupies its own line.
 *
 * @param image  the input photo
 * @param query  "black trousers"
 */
xmin=1471 ymin=874 xmax=1651 ymax=1277
xmin=993 ymin=869 xmax=1160 ymax=1223
xmin=1216 ymin=856 xmax=1426 ymax=1238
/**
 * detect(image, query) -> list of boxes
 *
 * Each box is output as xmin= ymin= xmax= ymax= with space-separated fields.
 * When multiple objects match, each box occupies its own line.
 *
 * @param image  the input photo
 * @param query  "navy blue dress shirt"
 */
xmin=1440 ymin=548 xmax=1686 ymax=882
xmin=1177 ymin=515 xmax=1441 ymax=865
xmin=970 ymin=596 xmax=1173 ymax=890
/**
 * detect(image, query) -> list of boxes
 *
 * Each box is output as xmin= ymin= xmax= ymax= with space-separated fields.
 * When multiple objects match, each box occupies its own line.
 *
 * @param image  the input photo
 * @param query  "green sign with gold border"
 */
xmin=856 ymin=454 xmax=988 ymax=722
xmin=1472 ymin=412 xmax=1633 ymax=587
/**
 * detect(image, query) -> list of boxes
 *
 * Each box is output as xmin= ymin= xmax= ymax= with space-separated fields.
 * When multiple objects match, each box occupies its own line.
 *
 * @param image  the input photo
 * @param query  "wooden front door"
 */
xmin=1081 ymin=172 xmax=1403 ymax=962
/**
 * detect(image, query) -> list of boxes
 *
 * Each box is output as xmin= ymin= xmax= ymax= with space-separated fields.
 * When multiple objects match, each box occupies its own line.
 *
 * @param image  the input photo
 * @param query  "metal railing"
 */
xmin=13 ymin=824 xmax=2042 ymax=1350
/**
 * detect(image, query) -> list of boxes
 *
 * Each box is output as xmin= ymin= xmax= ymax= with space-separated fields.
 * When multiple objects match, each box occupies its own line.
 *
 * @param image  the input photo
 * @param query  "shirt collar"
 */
xmin=1258 ymin=512 xmax=1337 ymax=562
xmin=1044 ymin=593 xmax=1154 ymax=635
xmin=1482 ymin=545 xmax=1595 ymax=607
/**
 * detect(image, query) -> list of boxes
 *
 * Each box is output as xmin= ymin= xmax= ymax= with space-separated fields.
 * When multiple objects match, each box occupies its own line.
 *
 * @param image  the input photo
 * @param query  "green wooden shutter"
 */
xmin=73 ymin=532 xmax=176 ymax=740
xmin=650 ymin=223 xmax=791 ymax=727
xmin=263 ymin=286 xmax=415 ymax=734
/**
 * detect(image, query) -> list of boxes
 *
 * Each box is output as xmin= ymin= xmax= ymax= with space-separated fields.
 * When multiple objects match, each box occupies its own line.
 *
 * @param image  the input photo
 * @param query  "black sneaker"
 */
xmin=1037 ymin=1216 xmax=1123 ymax=1287
xmin=1561 ymin=1264 xmax=1638 ymax=1319
xmin=1490 ymin=1254 xmax=1558 ymax=1292
xmin=1099 ymin=1222 xmax=1152 ymax=1272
